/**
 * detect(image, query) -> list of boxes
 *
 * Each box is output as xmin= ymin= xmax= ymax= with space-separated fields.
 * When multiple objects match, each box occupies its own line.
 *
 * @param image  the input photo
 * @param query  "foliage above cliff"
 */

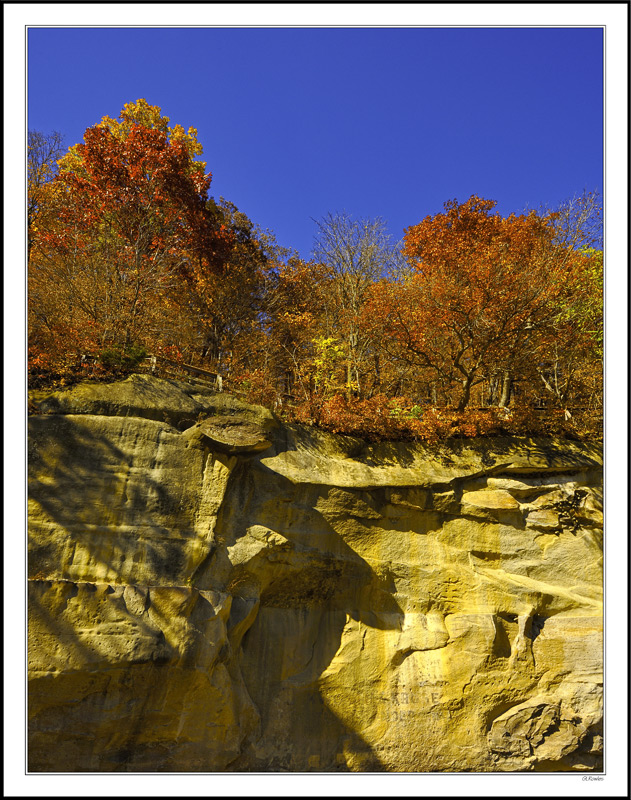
xmin=28 ymin=100 xmax=603 ymax=441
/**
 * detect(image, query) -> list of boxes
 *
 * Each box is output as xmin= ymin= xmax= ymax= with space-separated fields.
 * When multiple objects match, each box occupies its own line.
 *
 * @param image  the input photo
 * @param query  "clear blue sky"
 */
xmin=28 ymin=26 xmax=603 ymax=259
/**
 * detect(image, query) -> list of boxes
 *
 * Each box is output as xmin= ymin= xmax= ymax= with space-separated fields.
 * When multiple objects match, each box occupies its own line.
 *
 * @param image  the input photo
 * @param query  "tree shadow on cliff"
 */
xmin=28 ymin=415 xmax=196 ymax=585
xmin=216 ymin=459 xmax=405 ymax=772
xmin=28 ymin=580 xmax=99 ymax=670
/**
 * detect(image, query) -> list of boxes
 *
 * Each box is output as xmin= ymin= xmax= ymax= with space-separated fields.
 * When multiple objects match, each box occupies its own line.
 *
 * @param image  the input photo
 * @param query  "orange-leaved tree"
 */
xmin=252 ymin=257 xmax=331 ymax=413
xmin=28 ymin=99 xmax=231 ymax=382
xmin=170 ymin=198 xmax=274 ymax=378
xmin=376 ymin=196 xmax=591 ymax=411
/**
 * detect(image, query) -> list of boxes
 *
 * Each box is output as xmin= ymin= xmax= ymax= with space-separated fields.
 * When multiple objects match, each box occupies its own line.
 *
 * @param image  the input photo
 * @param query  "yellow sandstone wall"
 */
xmin=28 ymin=375 xmax=603 ymax=772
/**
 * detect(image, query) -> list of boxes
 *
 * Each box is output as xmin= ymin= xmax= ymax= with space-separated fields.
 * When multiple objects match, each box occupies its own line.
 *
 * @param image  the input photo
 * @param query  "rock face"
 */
xmin=28 ymin=375 xmax=603 ymax=772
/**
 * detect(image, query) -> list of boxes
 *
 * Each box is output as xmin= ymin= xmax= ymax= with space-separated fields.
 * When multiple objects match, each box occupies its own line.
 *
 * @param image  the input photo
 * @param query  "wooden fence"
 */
xmin=135 ymin=354 xmax=239 ymax=393
xmin=77 ymin=351 xmax=603 ymax=429
xmin=134 ymin=354 xmax=296 ymax=406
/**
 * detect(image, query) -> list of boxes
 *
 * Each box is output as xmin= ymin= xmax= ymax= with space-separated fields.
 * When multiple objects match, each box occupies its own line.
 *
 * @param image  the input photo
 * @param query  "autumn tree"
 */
xmin=541 ymin=189 xmax=603 ymax=252
xmin=27 ymin=130 xmax=65 ymax=258
xmin=28 ymin=100 xmax=231 ymax=379
xmin=171 ymin=197 xmax=274 ymax=376
xmin=372 ymin=196 xmax=592 ymax=412
xmin=518 ymin=191 xmax=603 ymax=419
xmin=521 ymin=245 xmax=603 ymax=428
xmin=236 ymin=256 xmax=328 ymax=410
xmin=312 ymin=211 xmax=402 ymax=398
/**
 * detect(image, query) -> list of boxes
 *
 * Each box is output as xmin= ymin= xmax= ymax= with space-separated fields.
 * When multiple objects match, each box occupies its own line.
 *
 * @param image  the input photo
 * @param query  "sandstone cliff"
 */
xmin=28 ymin=375 xmax=603 ymax=772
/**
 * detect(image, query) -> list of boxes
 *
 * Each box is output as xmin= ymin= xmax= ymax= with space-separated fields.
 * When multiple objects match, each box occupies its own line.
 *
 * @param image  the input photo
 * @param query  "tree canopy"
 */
xmin=28 ymin=100 xmax=603 ymax=441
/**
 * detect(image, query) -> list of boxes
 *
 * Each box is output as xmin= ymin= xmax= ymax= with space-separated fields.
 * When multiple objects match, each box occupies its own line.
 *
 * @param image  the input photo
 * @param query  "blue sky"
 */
xmin=28 ymin=26 xmax=603 ymax=259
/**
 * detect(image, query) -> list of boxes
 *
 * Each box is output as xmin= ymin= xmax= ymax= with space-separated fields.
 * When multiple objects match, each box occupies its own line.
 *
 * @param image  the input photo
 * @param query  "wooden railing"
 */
xmin=75 ymin=351 xmax=602 ymax=427
xmin=136 ymin=354 xmax=232 ymax=392
xmin=133 ymin=355 xmax=300 ymax=404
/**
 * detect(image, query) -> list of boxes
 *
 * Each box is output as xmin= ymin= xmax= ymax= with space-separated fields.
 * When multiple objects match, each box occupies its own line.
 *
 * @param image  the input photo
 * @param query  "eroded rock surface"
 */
xmin=28 ymin=376 xmax=603 ymax=772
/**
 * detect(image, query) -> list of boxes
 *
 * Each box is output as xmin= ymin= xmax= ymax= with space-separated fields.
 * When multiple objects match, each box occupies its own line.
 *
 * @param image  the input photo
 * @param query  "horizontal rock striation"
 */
xmin=28 ymin=376 xmax=603 ymax=772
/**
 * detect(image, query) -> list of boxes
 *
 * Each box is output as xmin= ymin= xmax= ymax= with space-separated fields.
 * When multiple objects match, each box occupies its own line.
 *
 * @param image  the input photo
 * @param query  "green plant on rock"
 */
xmin=98 ymin=343 xmax=148 ymax=372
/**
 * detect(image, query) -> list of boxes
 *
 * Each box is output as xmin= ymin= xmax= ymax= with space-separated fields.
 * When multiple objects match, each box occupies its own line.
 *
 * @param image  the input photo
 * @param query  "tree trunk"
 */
xmin=457 ymin=375 xmax=474 ymax=412
xmin=370 ymin=354 xmax=381 ymax=397
xmin=347 ymin=331 xmax=358 ymax=399
xmin=499 ymin=371 xmax=512 ymax=407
